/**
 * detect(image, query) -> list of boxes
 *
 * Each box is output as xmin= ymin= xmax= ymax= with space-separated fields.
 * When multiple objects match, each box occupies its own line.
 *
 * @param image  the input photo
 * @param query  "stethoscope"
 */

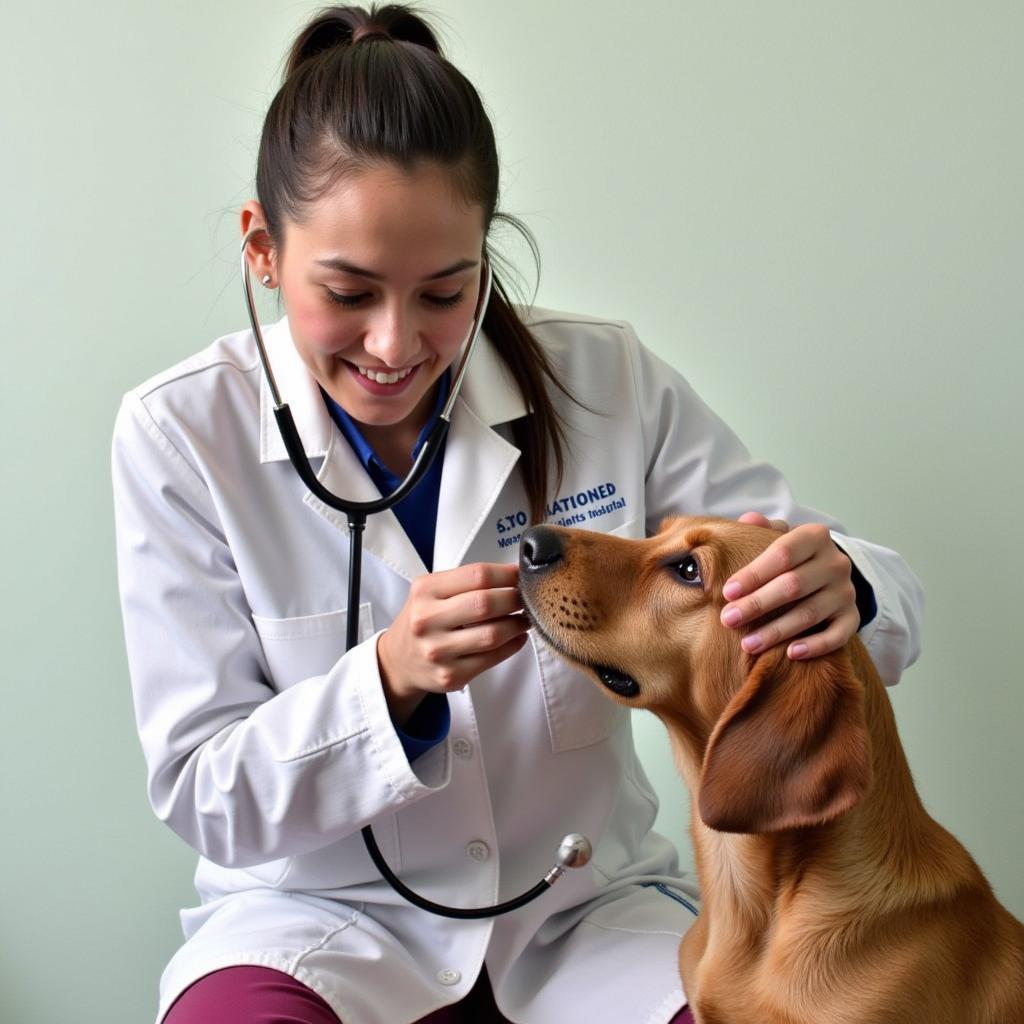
xmin=241 ymin=228 xmax=592 ymax=919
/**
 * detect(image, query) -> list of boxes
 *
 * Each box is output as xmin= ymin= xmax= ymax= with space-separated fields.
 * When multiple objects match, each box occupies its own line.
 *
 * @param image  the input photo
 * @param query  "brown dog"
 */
xmin=518 ymin=515 xmax=1024 ymax=1024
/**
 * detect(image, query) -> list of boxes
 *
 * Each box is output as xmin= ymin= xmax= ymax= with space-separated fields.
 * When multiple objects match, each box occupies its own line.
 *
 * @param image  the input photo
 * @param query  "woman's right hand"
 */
xmin=376 ymin=562 xmax=530 ymax=726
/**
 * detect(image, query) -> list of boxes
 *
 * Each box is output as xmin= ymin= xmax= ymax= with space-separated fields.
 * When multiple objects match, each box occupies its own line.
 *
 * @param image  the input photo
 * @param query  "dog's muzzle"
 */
xmin=519 ymin=527 xmax=641 ymax=698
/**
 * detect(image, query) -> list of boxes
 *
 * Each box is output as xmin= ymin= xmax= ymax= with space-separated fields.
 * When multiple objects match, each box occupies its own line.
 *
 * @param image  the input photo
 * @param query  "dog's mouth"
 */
xmin=593 ymin=664 xmax=640 ymax=698
xmin=519 ymin=599 xmax=641 ymax=699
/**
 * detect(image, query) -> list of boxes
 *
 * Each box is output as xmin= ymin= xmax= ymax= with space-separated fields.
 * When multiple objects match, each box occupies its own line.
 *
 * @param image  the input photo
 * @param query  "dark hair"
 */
xmin=255 ymin=3 xmax=580 ymax=525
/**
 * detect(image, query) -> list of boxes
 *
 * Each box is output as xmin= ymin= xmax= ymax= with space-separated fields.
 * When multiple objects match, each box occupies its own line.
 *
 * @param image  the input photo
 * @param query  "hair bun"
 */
xmin=285 ymin=4 xmax=442 ymax=78
xmin=364 ymin=5 xmax=440 ymax=52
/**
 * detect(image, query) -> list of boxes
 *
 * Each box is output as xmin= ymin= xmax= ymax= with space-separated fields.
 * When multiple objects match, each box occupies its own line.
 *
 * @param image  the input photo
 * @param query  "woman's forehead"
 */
xmin=286 ymin=161 xmax=486 ymax=261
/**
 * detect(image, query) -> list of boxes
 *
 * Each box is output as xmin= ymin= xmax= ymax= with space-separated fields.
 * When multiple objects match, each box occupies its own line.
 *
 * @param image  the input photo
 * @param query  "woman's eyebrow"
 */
xmin=313 ymin=256 xmax=479 ymax=281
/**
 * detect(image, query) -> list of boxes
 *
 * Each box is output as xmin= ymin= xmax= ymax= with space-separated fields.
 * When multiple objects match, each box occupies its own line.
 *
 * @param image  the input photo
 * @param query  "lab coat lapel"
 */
xmin=431 ymin=398 xmax=521 ymax=572
xmin=259 ymin=317 xmax=331 ymax=462
xmin=432 ymin=322 xmax=527 ymax=572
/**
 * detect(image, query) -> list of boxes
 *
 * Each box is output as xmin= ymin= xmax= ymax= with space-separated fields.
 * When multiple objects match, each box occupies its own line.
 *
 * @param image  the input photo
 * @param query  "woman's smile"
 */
xmin=342 ymin=358 xmax=424 ymax=395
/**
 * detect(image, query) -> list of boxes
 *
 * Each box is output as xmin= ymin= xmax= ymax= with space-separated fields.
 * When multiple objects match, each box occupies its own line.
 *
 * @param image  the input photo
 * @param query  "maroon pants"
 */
xmin=164 ymin=964 xmax=695 ymax=1022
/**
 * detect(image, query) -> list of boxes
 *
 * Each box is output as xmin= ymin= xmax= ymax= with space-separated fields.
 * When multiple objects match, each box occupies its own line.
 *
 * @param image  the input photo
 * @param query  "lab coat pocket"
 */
xmin=251 ymin=603 xmax=375 ymax=690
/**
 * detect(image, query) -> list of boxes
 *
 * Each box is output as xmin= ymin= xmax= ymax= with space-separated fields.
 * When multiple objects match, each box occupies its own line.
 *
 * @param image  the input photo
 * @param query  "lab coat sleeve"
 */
xmin=624 ymin=328 xmax=924 ymax=686
xmin=111 ymin=392 xmax=450 ymax=870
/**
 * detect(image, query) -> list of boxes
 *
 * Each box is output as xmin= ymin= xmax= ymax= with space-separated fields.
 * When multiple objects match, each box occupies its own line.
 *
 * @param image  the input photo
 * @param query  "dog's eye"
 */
xmin=673 ymin=556 xmax=702 ymax=586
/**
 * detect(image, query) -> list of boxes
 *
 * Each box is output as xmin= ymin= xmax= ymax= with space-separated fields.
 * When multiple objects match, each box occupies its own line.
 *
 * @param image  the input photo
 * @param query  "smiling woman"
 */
xmin=110 ymin=4 xmax=925 ymax=1024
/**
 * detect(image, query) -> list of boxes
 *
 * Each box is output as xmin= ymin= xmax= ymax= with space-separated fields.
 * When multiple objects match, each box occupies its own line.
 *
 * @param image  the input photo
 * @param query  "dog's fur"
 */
xmin=519 ymin=516 xmax=1024 ymax=1024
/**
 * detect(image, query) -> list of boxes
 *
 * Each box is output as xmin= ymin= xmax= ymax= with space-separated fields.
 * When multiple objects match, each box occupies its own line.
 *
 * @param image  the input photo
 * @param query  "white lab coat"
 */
xmin=111 ymin=308 xmax=924 ymax=1024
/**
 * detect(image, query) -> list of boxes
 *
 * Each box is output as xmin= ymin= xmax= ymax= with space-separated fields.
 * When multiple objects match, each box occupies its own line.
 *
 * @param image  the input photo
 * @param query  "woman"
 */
xmin=111 ymin=5 xmax=924 ymax=1022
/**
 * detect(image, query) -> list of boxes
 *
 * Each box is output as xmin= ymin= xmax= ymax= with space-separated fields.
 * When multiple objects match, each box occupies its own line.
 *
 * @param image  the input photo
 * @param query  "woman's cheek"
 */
xmin=432 ymin=334 xmax=467 ymax=368
xmin=289 ymin=301 xmax=335 ymax=346
xmin=289 ymin=306 xmax=356 ymax=365
xmin=435 ymin=309 xmax=477 ymax=359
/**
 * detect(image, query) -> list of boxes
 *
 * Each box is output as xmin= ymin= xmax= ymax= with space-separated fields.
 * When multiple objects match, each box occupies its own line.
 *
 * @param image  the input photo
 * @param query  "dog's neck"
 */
xmin=662 ymin=642 xmax=976 ymax=940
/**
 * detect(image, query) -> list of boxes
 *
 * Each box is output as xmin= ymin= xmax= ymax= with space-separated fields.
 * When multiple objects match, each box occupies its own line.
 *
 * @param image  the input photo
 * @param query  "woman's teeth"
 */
xmin=357 ymin=365 xmax=414 ymax=385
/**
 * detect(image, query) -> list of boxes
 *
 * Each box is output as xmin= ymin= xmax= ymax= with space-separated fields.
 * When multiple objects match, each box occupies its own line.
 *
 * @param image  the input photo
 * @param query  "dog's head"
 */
xmin=518 ymin=515 xmax=871 ymax=834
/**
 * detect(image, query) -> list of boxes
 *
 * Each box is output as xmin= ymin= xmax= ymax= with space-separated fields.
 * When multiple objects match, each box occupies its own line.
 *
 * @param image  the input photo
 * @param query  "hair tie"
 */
xmin=352 ymin=25 xmax=393 ymax=45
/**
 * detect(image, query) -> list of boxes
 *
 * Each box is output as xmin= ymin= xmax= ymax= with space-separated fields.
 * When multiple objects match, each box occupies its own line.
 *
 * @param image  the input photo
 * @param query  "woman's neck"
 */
xmin=355 ymin=379 xmax=441 ymax=477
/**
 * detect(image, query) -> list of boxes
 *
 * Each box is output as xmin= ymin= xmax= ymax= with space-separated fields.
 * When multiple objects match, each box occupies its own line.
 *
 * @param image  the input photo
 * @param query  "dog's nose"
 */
xmin=520 ymin=526 xmax=564 ymax=572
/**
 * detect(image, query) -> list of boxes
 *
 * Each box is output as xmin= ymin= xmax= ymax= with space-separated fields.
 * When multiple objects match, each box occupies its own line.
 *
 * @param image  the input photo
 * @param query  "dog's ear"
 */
xmin=697 ymin=644 xmax=871 ymax=834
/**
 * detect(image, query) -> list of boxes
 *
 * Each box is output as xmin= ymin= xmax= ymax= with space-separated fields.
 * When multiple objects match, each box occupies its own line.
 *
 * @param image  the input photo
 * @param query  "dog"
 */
xmin=518 ymin=515 xmax=1024 ymax=1024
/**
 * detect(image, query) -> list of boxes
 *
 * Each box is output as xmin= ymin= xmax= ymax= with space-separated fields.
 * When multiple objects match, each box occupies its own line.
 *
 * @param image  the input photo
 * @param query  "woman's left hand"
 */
xmin=720 ymin=511 xmax=860 ymax=660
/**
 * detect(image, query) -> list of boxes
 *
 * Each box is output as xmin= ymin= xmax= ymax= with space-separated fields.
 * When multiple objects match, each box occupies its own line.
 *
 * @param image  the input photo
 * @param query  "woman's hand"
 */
xmin=720 ymin=511 xmax=860 ymax=660
xmin=377 ymin=562 xmax=530 ymax=726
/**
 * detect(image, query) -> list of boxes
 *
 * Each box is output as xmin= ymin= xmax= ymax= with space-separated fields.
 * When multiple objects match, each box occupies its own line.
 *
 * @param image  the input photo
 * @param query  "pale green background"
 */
xmin=2 ymin=2 xmax=1021 ymax=1021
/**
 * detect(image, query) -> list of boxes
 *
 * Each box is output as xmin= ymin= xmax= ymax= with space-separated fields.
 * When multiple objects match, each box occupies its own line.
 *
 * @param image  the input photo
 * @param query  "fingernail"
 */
xmin=722 ymin=607 xmax=742 ymax=627
xmin=790 ymin=643 xmax=808 ymax=658
xmin=742 ymin=634 xmax=764 ymax=653
xmin=723 ymin=581 xmax=743 ymax=600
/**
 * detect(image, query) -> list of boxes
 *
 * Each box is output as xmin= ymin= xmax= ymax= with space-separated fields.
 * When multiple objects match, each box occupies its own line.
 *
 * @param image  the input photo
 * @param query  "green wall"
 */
xmin=2 ymin=2 xmax=1020 ymax=1020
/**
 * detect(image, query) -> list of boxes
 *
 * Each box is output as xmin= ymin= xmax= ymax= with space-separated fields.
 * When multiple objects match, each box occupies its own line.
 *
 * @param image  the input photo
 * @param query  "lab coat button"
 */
xmin=437 ymin=968 xmax=461 ymax=986
xmin=466 ymin=840 xmax=490 ymax=862
xmin=452 ymin=737 xmax=473 ymax=759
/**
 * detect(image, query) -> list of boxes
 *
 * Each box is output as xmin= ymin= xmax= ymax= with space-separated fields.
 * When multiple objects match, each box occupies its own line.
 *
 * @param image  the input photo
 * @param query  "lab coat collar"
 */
xmin=258 ymin=315 xmax=528 ymax=463
xmin=256 ymin=316 xmax=526 ymax=579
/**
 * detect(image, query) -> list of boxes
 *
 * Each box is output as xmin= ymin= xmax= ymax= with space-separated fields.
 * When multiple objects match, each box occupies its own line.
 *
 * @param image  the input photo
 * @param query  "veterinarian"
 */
xmin=111 ymin=6 xmax=925 ymax=1023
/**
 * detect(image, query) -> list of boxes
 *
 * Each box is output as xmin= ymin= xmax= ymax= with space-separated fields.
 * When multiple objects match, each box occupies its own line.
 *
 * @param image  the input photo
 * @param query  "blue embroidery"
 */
xmin=494 ymin=480 xmax=628 ymax=549
xmin=642 ymin=881 xmax=700 ymax=917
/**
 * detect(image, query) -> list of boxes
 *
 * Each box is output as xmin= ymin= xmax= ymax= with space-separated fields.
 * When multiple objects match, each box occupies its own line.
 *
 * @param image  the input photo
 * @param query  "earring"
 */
xmin=261 ymin=275 xmax=272 ymax=287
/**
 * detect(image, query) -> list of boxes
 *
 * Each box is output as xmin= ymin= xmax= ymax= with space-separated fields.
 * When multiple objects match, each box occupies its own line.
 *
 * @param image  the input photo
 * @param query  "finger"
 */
xmin=786 ymin=609 xmax=860 ymax=660
xmin=722 ymin=522 xmax=828 ymax=601
xmin=720 ymin=560 xmax=832 ymax=630
xmin=446 ymin=614 xmax=530 ymax=659
xmin=431 ymin=586 xmax=525 ymax=631
xmin=431 ymin=627 xmax=531 ymax=691
xmin=737 ymin=511 xmax=790 ymax=533
xmin=736 ymin=587 xmax=845 ymax=654
xmin=423 ymin=562 xmax=519 ymax=601
xmin=423 ymin=613 xmax=528 ymax=666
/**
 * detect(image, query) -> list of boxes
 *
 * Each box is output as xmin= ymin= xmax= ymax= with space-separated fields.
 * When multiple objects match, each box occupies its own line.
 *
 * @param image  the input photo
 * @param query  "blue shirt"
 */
xmin=322 ymin=376 xmax=452 ymax=762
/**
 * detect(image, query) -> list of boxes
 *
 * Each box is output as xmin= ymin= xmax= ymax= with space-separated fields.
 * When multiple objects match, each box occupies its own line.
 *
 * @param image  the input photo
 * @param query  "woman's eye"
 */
xmin=325 ymin=290 xmax=369 ymax=307
xmin=425 ymin=289 xmax=465 ymax=309
xmin=673 ymin=556 xmax=702 ymax=586
xmin=324 ymin=289 xmax=465 ymax=309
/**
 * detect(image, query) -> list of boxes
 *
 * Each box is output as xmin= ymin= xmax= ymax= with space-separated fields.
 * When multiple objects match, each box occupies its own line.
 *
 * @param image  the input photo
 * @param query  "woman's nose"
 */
xmin=363 ymin=309 xmax=420 ymax=366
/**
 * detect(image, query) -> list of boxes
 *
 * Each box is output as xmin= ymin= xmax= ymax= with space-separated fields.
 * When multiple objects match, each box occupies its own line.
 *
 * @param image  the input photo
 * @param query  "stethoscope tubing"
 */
xmin=240 ymin=230 xmax=591 ymax=918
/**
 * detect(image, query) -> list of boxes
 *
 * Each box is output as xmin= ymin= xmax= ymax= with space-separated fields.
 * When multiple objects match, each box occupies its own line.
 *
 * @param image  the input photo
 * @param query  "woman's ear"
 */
xmin=697 ymin=644 xmax=872 ymax=834
xmin=240 ymin=200 xmax=277 ymax=283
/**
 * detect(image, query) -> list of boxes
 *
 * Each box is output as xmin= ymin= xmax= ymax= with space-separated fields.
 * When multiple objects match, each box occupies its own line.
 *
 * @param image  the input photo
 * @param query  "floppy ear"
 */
xmin=698 ymin=645 xmax=872 ymax=834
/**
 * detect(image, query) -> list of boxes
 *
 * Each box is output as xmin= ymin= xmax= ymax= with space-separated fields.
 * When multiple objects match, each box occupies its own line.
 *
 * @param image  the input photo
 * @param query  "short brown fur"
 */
xmin=519 ymin=516 xmax=1024 ymax=1024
